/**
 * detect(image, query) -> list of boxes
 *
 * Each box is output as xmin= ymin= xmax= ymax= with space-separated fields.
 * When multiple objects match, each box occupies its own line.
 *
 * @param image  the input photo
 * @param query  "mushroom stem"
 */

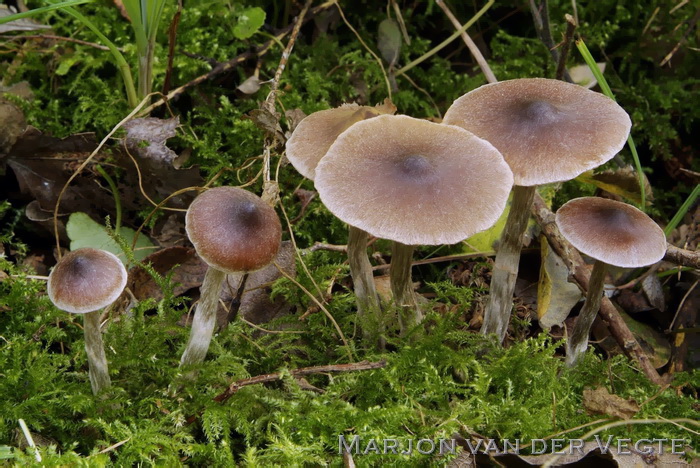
xmin=481 ymin=184 xmax=537 ymax=342
xmin=566 ymin=259 xmax=607 ymax=368
xmin=83 ymin=310 xmax=111 ymax=395
xmin=347 ymin=226 xmax=383 ymax=343
xmin=179 ymin=267 xmax=227 ymax=367
xmin=390 ymin=241 xmax=422 ymax=335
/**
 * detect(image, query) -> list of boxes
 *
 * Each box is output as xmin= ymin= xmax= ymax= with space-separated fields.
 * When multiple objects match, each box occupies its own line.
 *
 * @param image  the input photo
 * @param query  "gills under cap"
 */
xmin=186 ymin=187 xmax=282 ymax=273
xmin=443 ymin=78 xmax=632 ymax=187
xmin=47 ymin=248 xmax=127 ymax=314
xmin=314 ymin=114 xmax=514 ymax=246
xmin=555 ymin=197 xmax=666 ymax=268
xmin=285 ymin=100 xmax=396 ymax=180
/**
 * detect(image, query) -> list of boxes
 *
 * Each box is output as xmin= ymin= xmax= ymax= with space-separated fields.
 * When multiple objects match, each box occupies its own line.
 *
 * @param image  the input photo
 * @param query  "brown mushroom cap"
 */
xmin=443 ymin=78 xmax=632 ymax=187
xmin=47 ymin=248 xmax=127 ymax=314
xmin=315 ymin=114 xmax=514 ymax=245
xmin=186 ymin=187 xmax=282 ymax=273
xmin=285 ymin=100 xmax=397 ymax=180
xmin=555 ymin=197 xmax=666 ymax=268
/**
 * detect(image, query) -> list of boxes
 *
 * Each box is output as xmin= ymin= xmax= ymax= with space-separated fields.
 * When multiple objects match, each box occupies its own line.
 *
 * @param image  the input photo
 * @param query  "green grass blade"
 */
xmin=0 ymin=0 xmax=93 ymax=25
xmin=664 ymin=184 xmax=700 ymax=237
xmin=576 ymin=38 xmax=647 ymax=211
xmin=62 ymin=5 xmax=138 ymax=108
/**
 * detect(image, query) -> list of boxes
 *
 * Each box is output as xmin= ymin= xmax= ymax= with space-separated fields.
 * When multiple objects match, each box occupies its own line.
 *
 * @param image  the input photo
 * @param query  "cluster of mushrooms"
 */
xmin=46 ymin=77 xmax=668 ymax=394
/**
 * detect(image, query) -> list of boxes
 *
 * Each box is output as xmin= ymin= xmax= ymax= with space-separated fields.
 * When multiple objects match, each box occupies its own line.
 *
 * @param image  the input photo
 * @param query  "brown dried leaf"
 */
xmin=123 ymin=116 xmax=180 ymax=165
xmin=583 ymin=387 xmax=639 ymax=419
xmin=128 ymin=246 xmax=208 ymax=301
xmin=576 ymin=166 xmax=654 ymax=205
xmin=0 ymin=99 xmax=26 ymax=156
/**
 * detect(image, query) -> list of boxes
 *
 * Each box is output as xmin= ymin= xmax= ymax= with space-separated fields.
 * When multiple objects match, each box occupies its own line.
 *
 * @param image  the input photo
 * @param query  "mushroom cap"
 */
xmin=285 ymin=100 xmax=397 ymax=180
xmin=555 ymin=197 xmax=666 ymax=268
xmin=186 ymin=187 xmax=282 ymax=273
xmin=315 ymin=114 xmax=514 ymax=245
xmin=47 ymin=248 xmax=127 ymax=314
xmin=443 ymin=78 xmax=632 ymax=187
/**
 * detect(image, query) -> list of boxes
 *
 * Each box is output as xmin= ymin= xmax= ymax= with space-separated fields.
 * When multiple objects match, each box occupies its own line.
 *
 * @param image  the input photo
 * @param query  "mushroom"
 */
xmin=47 ymin=248 xmax=127 ymax=394
xmin=443 ymin=78 xmax=632 ymax=342
xmin=285 ymin=100 xmax=396 ymax=341
xmin=555 ymin=197 xmax=666 ymax=367
xmin=315 ymin=114 xmax=513 ymax=334
xmin=180 ymin=186 xmax=281 ymax=367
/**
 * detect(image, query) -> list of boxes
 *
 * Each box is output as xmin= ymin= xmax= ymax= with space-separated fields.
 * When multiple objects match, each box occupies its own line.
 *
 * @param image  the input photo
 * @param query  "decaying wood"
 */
xmin=532 ymin=194 xmax=668 ymax=385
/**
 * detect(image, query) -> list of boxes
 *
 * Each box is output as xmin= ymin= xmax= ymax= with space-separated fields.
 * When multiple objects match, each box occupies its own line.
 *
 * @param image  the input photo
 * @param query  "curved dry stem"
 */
xmin=566 ymin=259 xmax=607 ymax=367
xmin=481 ymin=185 xmax=537 ymax=342
xmin=179 ymin=267 xmax=227 ymax=367
xmin=390 ymin=242 xmax=421 ymax=335
xmin=83 ymin=310 xmax=111 ymax=394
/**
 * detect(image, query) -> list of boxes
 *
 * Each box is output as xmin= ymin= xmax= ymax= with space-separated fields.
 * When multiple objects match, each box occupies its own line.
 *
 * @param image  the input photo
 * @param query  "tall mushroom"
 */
xmin=443 ymin=78 xmax=632 ymax=342
xmin=555 ymin=197 xmax=666 ymax=367
xmin=285 ymin=100 xmax=396 ymax=339
xmin=47 ymin=248 xmax=127 ymax=394
xmin=315 ymin=114 xmax=513 ymax=334
xmin=180 ymin=186 xmax=281 ymax=367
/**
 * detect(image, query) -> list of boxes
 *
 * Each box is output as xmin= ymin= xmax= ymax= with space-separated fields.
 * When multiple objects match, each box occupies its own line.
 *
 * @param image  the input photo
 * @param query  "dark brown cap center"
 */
xmin=396 ymin=155 xmax=436 ymax=183
xmin=232 ymin=200 xmax=262 ymax=228
xmin=521 ymin=100 xmax=559 ymax=125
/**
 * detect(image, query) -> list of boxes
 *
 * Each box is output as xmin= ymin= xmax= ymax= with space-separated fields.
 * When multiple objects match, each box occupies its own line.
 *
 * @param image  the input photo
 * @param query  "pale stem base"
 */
xmin=566 ymin=260 xmax=607 ymax=368
xmin=390 ymin=242 xmax=422 ymax=335
xmin=481 ymin=185 xmax=537 ymax=342
xmin=179 ymin=267 xmax=227 ymax=367
xmin=83 ymin=310 xmax=111 ymax=395
xmin=347 ymin=226 xmax=383 ymax=344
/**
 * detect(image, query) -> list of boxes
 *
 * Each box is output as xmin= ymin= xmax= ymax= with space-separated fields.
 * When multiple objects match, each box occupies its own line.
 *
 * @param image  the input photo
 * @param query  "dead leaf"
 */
xmin=128 ymin=246 xmax=208 ymax=302
xmin=576 ymin=166 xmax=653 ymax=205
xmin=123 ymin=116 xmax=180 ymax=165
xmin=0 ymin=5 xmax=51 ymax=33
xmin=284 ymin=108 xmax=307 ymax=136
xmin=616 ymin=289 xmax=653 ymax=314
xmin=218 ymin=241 xmax=297 ymax=327
xmin=537 ymin=237 xmax=583 ymax=329
xmin=583 ymin=387 xmax=639 ymax=419
xmin=377 ymin=18 xmax=401 ymax=65
xmin=641 ymin=274 xmax=665 ymax=311
xmin=0 ymin=99 xmax=26 ymax=156
xmin=236 ymin=75 xmax=262 ymax=95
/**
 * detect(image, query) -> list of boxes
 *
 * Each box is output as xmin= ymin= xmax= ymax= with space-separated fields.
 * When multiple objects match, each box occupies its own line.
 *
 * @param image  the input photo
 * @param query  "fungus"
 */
xmin=555 ymin=197 xmax=666 ymax=367
xmin=47 ymin=248 xmax=127 ymax=394
xmin=315 ymin=114 xmax=513 ymax=334
xmin=285 ymin=100 xmax=396 ymax=341
xmin=443 ymin=78 xmax=631 ymax=342
xmin=180 ymin=186 xmax=281 ymax=367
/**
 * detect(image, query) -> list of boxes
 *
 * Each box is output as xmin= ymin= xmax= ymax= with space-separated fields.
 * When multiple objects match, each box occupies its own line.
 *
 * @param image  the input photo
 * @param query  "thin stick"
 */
xmin=529 ymin=0 xmax=573 ymax=82
xmin=261 ymin=0 xmax=311 ymax=200
xmin=214 ymin=359 xmax=387 ymax=403
xmin=435 ymin=0 xmax=497 ymax=84
xmin=664 ymin=244 xmax=700 ymax=269
xmin=555 ymin=14 xmax=577 ymax=81
xmin=0 ymin=33 xmax=112 ymax=51
xmin=139 ymin=1 xmax=336 ymax=116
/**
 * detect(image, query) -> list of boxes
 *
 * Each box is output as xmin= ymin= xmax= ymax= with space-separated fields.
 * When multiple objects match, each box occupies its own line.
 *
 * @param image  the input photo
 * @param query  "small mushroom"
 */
xmin=555 ymin=197 xmax=666 ymax=367
xmin=315 ymin=114 xmax=513 ymax=334
xmin=47 ymin=248 xmax=127 ymax=394
xmin=180 ymin=186 xmax=281 ymax=367
xmin=444 ymin=78 xmax=632 ymax=342
xmin=285 ymin=100 xmax=396 ymax=342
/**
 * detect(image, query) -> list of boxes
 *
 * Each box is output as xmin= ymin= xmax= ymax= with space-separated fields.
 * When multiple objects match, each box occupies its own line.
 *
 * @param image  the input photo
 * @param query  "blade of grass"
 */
xmin=0 ymin=0 xmax=93 ymax=25
xmin=576 ymin=38 xmax=646 ymax=211
xmin=664 ymin=184 xmax=700 ymax=237
xmin=61 ymin=5 xmax=139 ymax=108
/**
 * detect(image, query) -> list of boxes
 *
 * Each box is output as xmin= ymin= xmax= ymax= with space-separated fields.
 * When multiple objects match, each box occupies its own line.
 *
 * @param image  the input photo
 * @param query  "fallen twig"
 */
xmin=664 ymin=244 xmax=700 ymax=269
xmin=214 ymin=359 xmax=387 ymax=403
